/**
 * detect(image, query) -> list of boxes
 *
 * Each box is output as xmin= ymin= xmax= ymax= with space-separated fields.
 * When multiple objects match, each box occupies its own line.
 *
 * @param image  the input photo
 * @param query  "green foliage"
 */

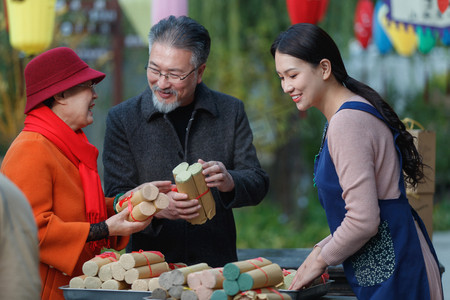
xmin=434 ymin=200 xmax=450 ymax=231
xmin=189 ymin=0 xmax=294 ymax=153
xmin=235 ymin=189 xmax=329 ymax=249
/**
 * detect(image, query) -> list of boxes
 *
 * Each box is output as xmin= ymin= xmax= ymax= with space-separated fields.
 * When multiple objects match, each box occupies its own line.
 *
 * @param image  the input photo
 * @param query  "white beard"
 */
xmin=151 ymin=89 xmax=180 ymax=113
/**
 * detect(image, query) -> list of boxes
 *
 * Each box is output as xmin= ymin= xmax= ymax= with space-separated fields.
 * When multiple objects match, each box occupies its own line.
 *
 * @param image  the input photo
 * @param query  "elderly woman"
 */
xmin=1 ymin=47 xmax=171 ymax=300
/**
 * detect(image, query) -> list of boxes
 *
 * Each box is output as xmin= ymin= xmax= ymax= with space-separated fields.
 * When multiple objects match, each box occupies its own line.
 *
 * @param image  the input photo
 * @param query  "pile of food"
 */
xmin=68 ymin=253 xmax=301 ymax=300
xmin=69 ymin=250 xmax=186 ymax=291
xmin=115 ymin=183 xmax=170 ymax=222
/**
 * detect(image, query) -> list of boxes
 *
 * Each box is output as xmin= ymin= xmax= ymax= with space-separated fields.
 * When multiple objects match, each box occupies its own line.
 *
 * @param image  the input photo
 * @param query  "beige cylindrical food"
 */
xmin=223 ymin=257 xmax=272 ymax=280
xmin=187 ymin=271 xmax=203 ymax=290
xmin=148 ymin=277 xmax=162 ymax=291
xmin=116 ymin=188 xmax=145 ymax=213
xmin=69 ymin=275 xmax=87 ymax=289
xmin=154 ymin=192 xmax=170 ymax=210
xmin=127 ymin=201 xmax=156 ymax=222
xmin=237 ymin=263 xmax=284 ymax=291
xmin=175 ymin=171 xmax=207 ymax=225
xmin=170 ymin=263 xmax=211 ymax=285
xmin=101 ymin=279 xmax=129 ymax=290
xmin=124 ymin=262 xmax=170 ymax=284
xmin=188 ymin=163 xmax=216 ymax=219
xmin=84 ymin=276 xmax=102 ymax=289
xmin=200 ymin=268 xmax=224 ymax=289
xmin=82 ymin=252 xmax=120 ymax=277
xmin=116 ymin=183 xmax=159 ymax=213
xmin=140 ymin=183 xmax=160 ymax=201
xmin=172 ymin=162 xmax=189 ymax=181
xmin=277 ymin=270 xmax=296 ymax=290
xmin=111 ymin=261 xmax=127 ymax=281
xmin=153 ymin=287 xmax=170 ymax=299
xmin=181 ymin=289 xmax=199 ymax=300
xmin=235 ymin=290 xmax=292 ymax=300
xmin=98 ymin=262 xmax=115 ymax=282
xmin=131 ymin=278 xmax=150 ymax=291
xmin=168 ymin=285 xmax=185 ymax=299
xmin=119 ymin=251 xmax=165 ymax=270
xmin=158 ymin=270 xmax=173 ymax=290
xmin=196 ymin=286 xmax=214 ymax=300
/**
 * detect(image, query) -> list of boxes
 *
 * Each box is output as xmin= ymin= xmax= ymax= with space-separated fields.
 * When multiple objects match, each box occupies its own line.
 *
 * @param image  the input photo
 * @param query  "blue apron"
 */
xmin=313 ymin=101 xmax=439 ymax=299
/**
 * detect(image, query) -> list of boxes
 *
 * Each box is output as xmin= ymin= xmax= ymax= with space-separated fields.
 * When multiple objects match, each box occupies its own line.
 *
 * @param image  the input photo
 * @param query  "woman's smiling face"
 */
xmin=274 ymin=51 xmax=325 ymax=112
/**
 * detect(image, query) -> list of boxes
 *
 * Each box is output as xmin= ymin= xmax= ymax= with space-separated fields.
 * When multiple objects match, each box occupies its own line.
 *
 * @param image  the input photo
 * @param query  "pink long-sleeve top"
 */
xmin=316 ymin=97 xmax=442 ymax=300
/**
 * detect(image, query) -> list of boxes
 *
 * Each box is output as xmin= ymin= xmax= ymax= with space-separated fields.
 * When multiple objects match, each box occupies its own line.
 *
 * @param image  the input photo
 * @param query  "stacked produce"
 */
xmin=173 ymin=162 xmax=216 ymax=225
xmin=213 ymin=257 xmax=290 ymax=300
xmin=148 ymin=258 xmax=292 ymax=300
xmin=115 ymin=183 xmax=170 ymax=222
xmin=69 ymin=250 xmax=171 ymax=291
xmin=154 ymin=263 xmax=212 ymax=299
xmin=69 ymin=254 xmax=317 ymax=299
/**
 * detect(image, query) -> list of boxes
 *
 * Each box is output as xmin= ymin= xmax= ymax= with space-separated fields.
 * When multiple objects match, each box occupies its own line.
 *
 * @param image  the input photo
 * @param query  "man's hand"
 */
xmin=154 ymin=190 xmax=201 ymax=220
xmin=198 ymin=159 xmax=235 ymax=192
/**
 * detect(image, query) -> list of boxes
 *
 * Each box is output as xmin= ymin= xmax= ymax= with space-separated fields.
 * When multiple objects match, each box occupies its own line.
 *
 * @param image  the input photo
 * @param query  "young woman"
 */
xmin=271 ymin=23 xmax=443 ymax=299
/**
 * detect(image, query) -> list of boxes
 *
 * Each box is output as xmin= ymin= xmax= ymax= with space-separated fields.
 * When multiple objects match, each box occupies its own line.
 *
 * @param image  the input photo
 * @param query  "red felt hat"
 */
xmin=24 ymin=47 xmax=106 ymax=114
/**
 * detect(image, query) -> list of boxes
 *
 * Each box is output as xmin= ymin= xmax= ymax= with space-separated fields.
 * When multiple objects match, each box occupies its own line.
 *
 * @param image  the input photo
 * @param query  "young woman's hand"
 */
xmin=289 ymin=246 xmax=328 ymax=290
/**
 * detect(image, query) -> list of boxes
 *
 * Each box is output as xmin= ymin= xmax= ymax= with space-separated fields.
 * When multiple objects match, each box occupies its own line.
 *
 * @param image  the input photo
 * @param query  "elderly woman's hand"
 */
xmin=105 ymin=209 xmax=153 ymax=236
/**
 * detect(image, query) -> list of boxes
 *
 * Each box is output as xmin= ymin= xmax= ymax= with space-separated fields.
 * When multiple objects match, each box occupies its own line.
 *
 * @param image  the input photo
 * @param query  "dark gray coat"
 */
xmin=103 ymin=83 xmax=269 ymax=267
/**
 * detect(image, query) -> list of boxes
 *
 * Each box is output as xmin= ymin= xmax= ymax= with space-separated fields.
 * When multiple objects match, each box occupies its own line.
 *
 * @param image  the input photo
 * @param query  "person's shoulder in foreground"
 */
xmin=0 ymin=173 xmax=40 ymax=299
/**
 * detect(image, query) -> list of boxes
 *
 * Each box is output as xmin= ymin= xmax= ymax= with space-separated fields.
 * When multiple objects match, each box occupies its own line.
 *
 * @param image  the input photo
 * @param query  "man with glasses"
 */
xmin=103 ymin=16 xmax=269 ymax=267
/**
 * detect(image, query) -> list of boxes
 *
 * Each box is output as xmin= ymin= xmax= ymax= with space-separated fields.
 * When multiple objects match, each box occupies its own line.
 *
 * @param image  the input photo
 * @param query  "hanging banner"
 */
xmin=437 ymin=0 xmax=449 ymax=14
xmin=286 ymin=0 xmax=328 ymax=25
xmin=416 ymin=26 xmax=436 ymax=54
xmin=354 ymin=0 xmax=374 ymax=49
xmin=379 ymin=3 xmax=417 ymax=56
xmin=384 ymin=0 xmax=450 ymax=34
xmin=119 ymin=0 xmax=152 ymax=45
xmin=373 ymin=1 xmax=393 ymax=54
xmin=441 ymin=28 xmax=450 ymax=45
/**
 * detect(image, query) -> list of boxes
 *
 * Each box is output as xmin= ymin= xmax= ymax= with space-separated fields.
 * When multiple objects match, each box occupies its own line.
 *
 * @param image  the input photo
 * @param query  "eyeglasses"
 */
xmin=145 ymin=65 xmax=198 ymax=82
xmin=75 ymin=82 xmax=97 ymax=90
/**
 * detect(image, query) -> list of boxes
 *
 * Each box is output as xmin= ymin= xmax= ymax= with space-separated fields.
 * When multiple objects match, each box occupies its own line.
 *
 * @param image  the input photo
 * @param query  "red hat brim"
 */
xmin=24 ymin=66 xmax=105 ymax=114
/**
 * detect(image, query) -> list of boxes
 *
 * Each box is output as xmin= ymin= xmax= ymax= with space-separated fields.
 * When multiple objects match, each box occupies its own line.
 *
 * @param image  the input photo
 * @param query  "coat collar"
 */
xmin=142 ymin=82 xmax=219 ymax=122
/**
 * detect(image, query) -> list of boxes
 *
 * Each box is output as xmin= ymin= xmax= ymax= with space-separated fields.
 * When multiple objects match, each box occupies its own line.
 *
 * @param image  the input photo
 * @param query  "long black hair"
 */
xmin=271 ymin=23 xmax=424 ymax=187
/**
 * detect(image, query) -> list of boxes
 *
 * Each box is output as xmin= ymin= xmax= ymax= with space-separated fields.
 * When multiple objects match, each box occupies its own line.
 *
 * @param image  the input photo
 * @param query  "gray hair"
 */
xmin=148 ymin=15 xmax=211 ymax=67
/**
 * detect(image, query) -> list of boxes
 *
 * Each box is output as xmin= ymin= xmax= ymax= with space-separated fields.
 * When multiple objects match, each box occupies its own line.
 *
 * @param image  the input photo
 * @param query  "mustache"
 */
xmin=152 ymin=86 xmax=178 ymax=97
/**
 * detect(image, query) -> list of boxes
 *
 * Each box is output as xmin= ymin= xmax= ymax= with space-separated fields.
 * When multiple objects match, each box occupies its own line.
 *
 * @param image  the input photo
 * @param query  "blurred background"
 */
xmin=1 ymin=0 xmax=449 ymax=249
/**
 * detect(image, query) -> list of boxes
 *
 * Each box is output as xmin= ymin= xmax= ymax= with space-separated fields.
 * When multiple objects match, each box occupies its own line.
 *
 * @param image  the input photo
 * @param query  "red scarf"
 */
xmin=23 ymin=106 xmax=109 ymax=251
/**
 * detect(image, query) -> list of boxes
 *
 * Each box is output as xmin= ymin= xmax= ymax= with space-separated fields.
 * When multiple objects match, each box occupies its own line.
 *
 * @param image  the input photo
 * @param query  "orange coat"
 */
xmin=1 ymin=131 xmax=129 ymax=300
